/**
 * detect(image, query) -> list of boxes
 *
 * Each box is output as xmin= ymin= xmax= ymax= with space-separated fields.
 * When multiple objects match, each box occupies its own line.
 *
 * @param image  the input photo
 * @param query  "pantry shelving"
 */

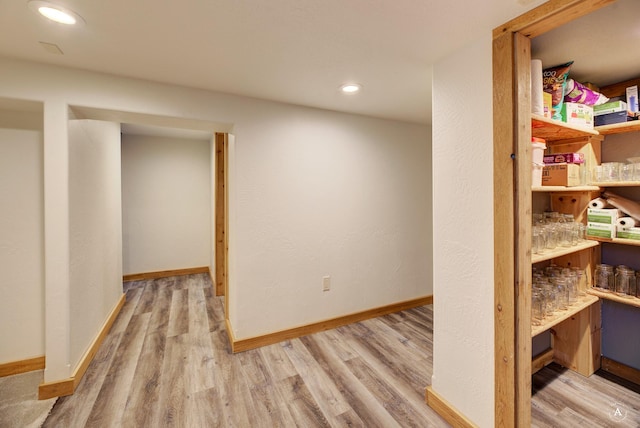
xmin=588 ymin=236 xmax=640 ymax=247
xmin=532 ymin=114 xmax=599 ymax=141
xmin=531 ymin=294 xmax=600 ymax=337
xmin=587 ymin=289 xmax=640 ymax=309
xmin=590 ymin=181 xmax=640 ymax=187
xmin=596 ymin=120 xmax=640 ymax=136
xmin=531 ymin=240 xmax=599 ymax=264
xmin=532 ymin=185 xmax=600 ymax=192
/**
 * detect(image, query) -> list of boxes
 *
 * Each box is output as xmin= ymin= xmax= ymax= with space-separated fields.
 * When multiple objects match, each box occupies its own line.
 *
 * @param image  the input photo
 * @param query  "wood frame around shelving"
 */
xmin=492 ymin=1 xmax=616 ymax=426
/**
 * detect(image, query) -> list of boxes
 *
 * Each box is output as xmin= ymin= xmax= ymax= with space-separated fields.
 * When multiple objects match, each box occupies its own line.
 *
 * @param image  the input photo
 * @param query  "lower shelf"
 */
xmin=532 ymin=294 xmax=600 ymax=337
xmin=587 ymin=289 xmax=640 ymax=308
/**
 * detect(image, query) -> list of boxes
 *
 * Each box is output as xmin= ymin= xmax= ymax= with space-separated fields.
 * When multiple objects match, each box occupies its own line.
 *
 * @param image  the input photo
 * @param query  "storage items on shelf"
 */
xmin=593 ymin=263 xmax=640 ymax=298
xmin=532 ymin=212 xmax=586 ymax=255
xmin=532 ymin=265 xmax=586 ymax=326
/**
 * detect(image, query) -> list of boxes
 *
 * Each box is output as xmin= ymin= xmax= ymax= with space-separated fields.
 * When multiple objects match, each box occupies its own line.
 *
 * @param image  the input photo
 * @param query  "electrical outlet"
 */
xmin=322 ymin=276 xmax=331 ymax=291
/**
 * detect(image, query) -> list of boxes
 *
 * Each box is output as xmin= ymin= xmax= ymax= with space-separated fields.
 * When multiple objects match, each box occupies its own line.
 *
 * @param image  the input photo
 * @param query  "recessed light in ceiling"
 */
xmin=28 ymin=1 xmax=85 ymax=26
xmin=340 ymin=83 xmax=362 ymax=94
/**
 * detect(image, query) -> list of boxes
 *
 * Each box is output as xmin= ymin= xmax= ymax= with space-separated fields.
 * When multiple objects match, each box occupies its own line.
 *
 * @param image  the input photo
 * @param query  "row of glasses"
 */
xmin=593 ymin=263 xmax=640 ymax=298
xmin=532 ymin=212 xmax=586 ymax=254
xmin=532 ymin=266 xmax=585 ymax=325
xmin=592 ymin=161 xmax=640 ymax=183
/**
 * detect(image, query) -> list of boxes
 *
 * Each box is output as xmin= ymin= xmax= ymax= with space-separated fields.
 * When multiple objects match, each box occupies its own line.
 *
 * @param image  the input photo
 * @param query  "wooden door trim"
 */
xmin=492 ymin=0 xmax=615 ymax=426
xmin=215 ymin=133 xmax=227 ymax=297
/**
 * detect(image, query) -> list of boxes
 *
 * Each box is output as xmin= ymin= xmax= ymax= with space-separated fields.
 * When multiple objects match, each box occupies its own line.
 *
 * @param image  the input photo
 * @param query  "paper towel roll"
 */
xmin=617 ymin=217 xmax=640 ymax=228
xmin=589 ymin=197 xmax=609 ymax=209
xmin=531 ymin=59 xmax=544 ymax=116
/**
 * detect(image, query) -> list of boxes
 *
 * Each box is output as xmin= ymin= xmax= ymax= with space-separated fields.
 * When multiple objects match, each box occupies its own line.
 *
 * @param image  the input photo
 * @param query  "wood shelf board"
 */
xmin=591 ymin=181 xmax=640 ymax=187
xmin=532 ymin=185 xmax=600 ymax=192
xmin=532 ymin=114 xmax=599 ymax=141
xmin=596 ymin=120 xmax=640 ymax=136
xmin=587 ymin=289 xmax=640 ymax=308
xmin=531 ymin=294 xmax=600 ymax=337
xmin=532 ymin=240 xmax=599 ymax=264
xmin=588 ymin=236 xmax=640 ymax=247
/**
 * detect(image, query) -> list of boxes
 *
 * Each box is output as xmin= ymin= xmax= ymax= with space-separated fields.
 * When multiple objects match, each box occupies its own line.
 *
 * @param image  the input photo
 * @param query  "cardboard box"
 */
xmin=587 ymin=222 xmax=616 ymax=239
xmin=594 ymin=111 xmax=628 ymax=126
xmin=587 ymin=208 xmax=620 ymax=225
xmin=542 ymin=163 xmax=580 ymax=186
xmin=543 ymin=152 xmax=584 ymax=164
xmin=616 ymin=226 xmax=640 ymax=240
xmin=561 ymin=102 xmax=594 ymax=128
xmin=594 ymin=100 xmax=627 ymax=116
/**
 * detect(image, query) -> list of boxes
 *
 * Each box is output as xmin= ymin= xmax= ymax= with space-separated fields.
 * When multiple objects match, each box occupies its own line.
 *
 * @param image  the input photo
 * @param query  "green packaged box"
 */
xmin=594 ymin=100 xmax=627 ymax=116
xmin=587 ymin=208 xmax=620 ymax=225
xmin=587 ymin=222 xmax=616 ymax=238
xmin=616 ymin=226 xmax=640 ymax=240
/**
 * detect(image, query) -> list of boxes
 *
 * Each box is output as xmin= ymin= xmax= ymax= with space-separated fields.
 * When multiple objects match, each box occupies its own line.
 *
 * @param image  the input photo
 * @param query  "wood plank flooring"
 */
xmin=42 ymin=273 xmax=640 ymax=427
xmin=44 ymin=274 xmax=449 ymax=427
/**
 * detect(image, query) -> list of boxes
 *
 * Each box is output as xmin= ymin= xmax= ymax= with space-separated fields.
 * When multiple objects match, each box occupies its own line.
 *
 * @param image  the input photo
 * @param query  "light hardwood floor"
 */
xmin=44 ymin=274 xmax=449 ymax=427
xmin=43 ymin=274 xmax=640 ymax=427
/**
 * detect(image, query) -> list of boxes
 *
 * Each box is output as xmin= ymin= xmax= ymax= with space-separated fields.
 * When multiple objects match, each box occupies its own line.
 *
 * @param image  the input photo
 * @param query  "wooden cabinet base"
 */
xmin=551 ymin=300 xmax=601 ymax=377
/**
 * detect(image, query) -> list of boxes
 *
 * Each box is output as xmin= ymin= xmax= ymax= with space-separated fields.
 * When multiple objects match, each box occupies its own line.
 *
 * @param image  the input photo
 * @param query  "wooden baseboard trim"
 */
xmin=532 ymin=348 xmax=554 ymax=375
xmin=601 ymin=356 xmax=640 ymax=386
xmin=230 ymin=295 xmax=433 ymax=353
xmin=426 ymin=386 xmax=478 ymax=428
xmin=123 ymin=266 xmax=210 ymax=282
xmin=0 ymin=355 xmax=46 ymax=378
xmin=225 ymin=318 xmax=236 ymax=353
xmin=38 ymin=293 xmax=126 ymax=400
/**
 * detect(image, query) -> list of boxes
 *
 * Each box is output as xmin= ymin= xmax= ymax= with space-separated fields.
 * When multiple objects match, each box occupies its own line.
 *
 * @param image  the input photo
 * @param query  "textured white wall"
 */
xmin=432 ymin=35 xmax=495 ymax=427
xmin=68 ymin=120 xmax=123 ymax=370
xmin=121 ymin=134 xmax=211 ymax=275
xmin=0 ymin=124 xmax=44 ymax=363
xmin=0 ymin=57 xmax=431 ymax=353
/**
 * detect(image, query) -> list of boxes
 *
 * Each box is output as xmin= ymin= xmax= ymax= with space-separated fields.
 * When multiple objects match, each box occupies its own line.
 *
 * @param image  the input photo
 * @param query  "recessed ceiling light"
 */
xmin=340 ymin=83 xmax=362 ymax=94
xmin=28 ymin=1 xmax=85 ymax=26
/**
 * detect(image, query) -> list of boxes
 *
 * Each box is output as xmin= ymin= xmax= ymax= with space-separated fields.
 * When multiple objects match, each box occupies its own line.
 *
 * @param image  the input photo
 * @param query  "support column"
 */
xmin=43 ymin=101 xmax=71 ymax=382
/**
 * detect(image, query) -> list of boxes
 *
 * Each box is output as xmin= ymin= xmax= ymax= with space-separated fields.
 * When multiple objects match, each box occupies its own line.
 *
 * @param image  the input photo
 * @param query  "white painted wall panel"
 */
xmin=68 ymin=120 xmax=123 ymax=370
xmin=432 ymin=35 xmax=495 ymax=427
xmin=0 ymin=126 xmax=44 ymax=363
xmin=0 ymin=57 xmax=431 ymax=348
xmin=121 ymin=134 xmax=211 ymax=275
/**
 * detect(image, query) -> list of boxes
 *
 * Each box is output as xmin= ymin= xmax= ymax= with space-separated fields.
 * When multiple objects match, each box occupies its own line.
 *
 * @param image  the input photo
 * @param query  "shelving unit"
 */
xmin=589 ymin=236 xmax=640 ymax=247
xmin=532 ymin=294 xmax=600 ymax=337
xmin=532 ymin=185 xmax=600 ymax=192
xmin=532 ymin=114 xmax=598 ymax=141
xmin=596 ymin=120 xmax=640 ymax=136
xmin=530 ymin=114 xmax=603 ymax=379
xmin=588 ymin=289 xmax=640 ymax=309
xmin=532 ymin=240 xmax=599 ymax=264
xmin=591 ymin=181 xmax=640 ymax=187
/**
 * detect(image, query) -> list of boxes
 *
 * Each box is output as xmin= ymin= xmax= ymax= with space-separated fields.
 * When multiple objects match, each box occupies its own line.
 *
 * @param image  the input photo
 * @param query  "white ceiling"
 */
xmin=0 ymin=0 xmax=549 ymax=126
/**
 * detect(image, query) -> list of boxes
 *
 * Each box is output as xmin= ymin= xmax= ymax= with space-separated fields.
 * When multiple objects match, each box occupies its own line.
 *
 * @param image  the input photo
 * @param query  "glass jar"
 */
xmin=615 ymin=266 xmax=635 ymax=297
xmin=594 ymin=264 xmax=614 ymax=292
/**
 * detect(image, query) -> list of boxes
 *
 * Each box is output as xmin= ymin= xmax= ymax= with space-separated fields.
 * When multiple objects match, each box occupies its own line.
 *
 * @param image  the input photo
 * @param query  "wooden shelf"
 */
xmin=591 ymin=181 xmax=640 ymax=187
xmin=588 ymin=236 xmax=640 ymax=247
xmin=532 ymin=294 xmax=599 ymax=337
xmin=532 ymin=240 xmax=599 ymax=264
xmin=588 ymin=289 xmax=640 ymax=308
xmin=532 ymin=185 xmax=600 ymax=192
xmin=596 ymin=120 xmax=640 ymax=136
xmin=532 ymin=114 xmax=599 ymax=142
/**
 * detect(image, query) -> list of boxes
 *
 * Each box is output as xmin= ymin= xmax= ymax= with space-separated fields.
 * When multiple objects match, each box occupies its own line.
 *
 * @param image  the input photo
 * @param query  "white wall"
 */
xmin=68 ymin=120 xmax=123 ymax=370
xmin=0 ymin=57 xmax=431 ymax=351
xmin=0 ymin=118 xmax=44 ymax=363
xmin=431 ymin=35 xmax=495 ymax=427
xmin=121 ymin=134 xmax=211 ymax=275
